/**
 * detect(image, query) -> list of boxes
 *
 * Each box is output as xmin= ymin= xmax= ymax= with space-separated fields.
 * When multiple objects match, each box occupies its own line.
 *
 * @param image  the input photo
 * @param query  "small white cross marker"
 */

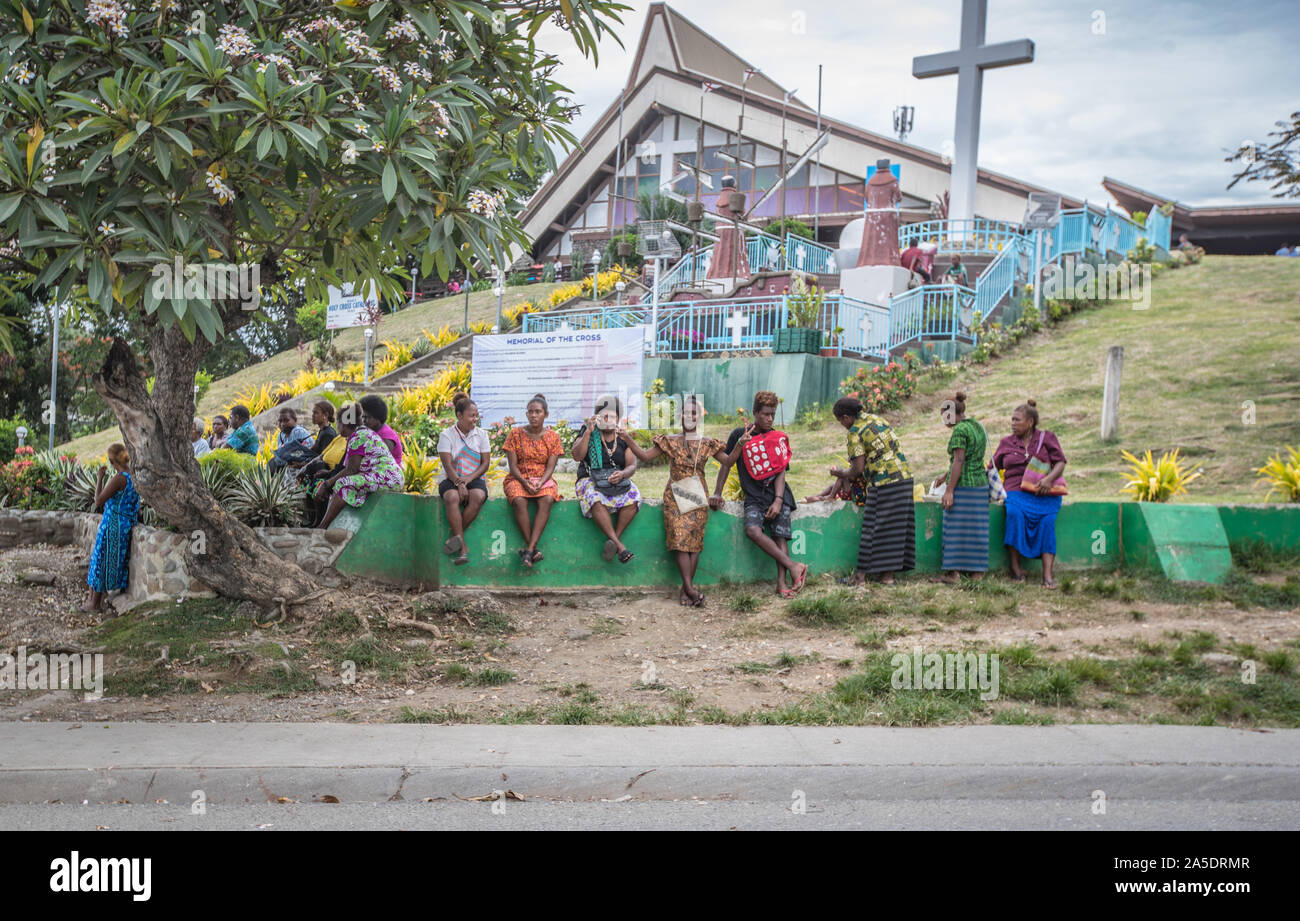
xmin=725 ymin=309 xmax=750 ymax=346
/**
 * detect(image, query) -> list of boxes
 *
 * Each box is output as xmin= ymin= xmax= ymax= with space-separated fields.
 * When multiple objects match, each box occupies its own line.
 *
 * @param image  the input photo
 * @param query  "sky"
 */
xmin=533 ymin=0 xmax=1299 ymax=207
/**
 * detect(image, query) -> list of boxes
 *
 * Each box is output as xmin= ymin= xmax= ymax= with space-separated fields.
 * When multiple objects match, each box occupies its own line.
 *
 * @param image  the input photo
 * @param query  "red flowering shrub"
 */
xmin=839 ymin=355 xmax=922 ymax=414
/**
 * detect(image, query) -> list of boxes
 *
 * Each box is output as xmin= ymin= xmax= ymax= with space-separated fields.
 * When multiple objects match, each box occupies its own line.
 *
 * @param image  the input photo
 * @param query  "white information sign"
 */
xmin=471 ymin=327 xmax=645 ymax=428
xmin=326 ymin=281 xmax=380 ymax=330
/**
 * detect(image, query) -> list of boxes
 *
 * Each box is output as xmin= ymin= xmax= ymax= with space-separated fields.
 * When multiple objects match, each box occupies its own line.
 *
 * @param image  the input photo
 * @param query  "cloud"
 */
xmin=545 ymin=0 xmax=1300 ymax=209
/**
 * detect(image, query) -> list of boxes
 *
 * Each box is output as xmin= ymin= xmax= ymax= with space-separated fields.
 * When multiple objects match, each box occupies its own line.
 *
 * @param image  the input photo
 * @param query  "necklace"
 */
xmin=678 ymin=433 xmax=705 ymax=476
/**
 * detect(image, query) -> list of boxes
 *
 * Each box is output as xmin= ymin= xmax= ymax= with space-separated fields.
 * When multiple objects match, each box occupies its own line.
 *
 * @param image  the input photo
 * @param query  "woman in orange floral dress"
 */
xmin=502 ymin=393 xmax=564 ymax=567
xmin=623 ymin=395 xmax=729 ymax=606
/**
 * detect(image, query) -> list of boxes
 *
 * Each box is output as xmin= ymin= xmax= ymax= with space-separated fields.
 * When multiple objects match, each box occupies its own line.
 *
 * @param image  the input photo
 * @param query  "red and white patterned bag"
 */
xmin=742 ymin=430 xmax=792 ymax=480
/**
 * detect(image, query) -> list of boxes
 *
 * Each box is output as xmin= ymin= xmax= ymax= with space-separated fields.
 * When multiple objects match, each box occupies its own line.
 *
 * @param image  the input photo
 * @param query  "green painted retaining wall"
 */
xmin=644 ymin=353 xmax=862 ymax=417
xmin=329 ymin=494 xmax=1222 ymax=589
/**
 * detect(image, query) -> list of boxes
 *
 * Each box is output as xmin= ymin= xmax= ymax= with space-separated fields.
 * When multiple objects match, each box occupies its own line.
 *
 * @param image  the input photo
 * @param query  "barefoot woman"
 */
xmin=624 ymin=394 xmax=730 ymax=606
xmin=83 ymin=444 xmax=139 ymax=613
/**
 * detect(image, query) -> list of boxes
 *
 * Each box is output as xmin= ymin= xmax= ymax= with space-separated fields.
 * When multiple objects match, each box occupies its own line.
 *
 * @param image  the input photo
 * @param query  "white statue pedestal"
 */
xmin=840 ymin=265 xmax=912 ymax=306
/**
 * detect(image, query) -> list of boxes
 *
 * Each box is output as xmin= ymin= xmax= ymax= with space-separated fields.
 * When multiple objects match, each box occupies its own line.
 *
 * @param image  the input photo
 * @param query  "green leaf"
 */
xmin=111 ymin=130 xmax=137 ymax=157
xmin=154 ymin=137 xmax=171 ymax=178
xmin=381 ymin=159 xmax=397 ymax=202
xmin=49 ymin=54 xmax=88 ymax=85
xmin=0 ymin=193 xmax=23 ymax=224
xmin=256 ymin=126 xmax=273 ymax=159
xmin=157 ymin=126 xmax=193 ymax=155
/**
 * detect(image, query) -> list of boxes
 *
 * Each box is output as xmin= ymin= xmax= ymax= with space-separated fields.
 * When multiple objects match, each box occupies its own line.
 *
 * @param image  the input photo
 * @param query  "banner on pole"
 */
xmin=471 ymin=327 xmax=645 ymax=428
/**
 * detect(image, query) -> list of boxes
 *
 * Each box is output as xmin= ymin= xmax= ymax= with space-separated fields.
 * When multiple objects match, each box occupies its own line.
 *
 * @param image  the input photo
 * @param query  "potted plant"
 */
xmin=774 ymin=275 xmax=824 ymax=354
xmin=820 ymin=326 xmax=844 ymax=357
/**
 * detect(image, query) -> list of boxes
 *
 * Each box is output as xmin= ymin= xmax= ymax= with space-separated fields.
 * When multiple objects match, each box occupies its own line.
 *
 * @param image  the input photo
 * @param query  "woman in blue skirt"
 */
xmin=83 ymin=443 xmax=140 ymax=613
xmin=931 ymin=391 xmax=989 ymax=583
xmin=992 ymin=400 xmax=1068 ymax=588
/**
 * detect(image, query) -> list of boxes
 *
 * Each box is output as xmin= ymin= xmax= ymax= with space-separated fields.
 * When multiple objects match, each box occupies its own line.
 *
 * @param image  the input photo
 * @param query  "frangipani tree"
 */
xmin=0 ymin=0 xmax=627 ymax=605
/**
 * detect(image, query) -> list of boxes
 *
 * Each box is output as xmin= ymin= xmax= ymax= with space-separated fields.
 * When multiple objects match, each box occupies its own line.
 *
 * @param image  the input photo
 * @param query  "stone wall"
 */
xmin=7 ymin=509 xmax=353 ymax=612
xmin=0 ymin=509 xmax=78 ymax=550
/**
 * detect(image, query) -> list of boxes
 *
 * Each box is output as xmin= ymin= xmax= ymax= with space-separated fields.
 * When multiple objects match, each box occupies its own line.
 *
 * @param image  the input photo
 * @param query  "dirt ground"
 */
xmin=1 ymin=542 xmax=1297 ymax=725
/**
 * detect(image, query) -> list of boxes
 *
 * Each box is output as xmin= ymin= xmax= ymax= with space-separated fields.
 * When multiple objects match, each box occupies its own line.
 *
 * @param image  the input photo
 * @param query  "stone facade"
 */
xmin=4 ymin=509 xmax=353 ymax=612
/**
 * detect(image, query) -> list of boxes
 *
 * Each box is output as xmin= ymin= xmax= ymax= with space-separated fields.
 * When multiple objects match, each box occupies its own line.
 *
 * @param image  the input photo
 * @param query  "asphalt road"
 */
xmin=2 ymin=723 xmax=1297 ymax=830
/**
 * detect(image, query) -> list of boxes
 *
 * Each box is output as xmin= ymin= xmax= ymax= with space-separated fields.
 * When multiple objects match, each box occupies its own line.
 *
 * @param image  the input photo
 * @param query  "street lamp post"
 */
xmin=363 ymin=327 xmax=374 ymax=384
xmin=590 ymin=251 xmax=600 ymax=299
xmin=15 ymin=425 xmax=27 ymax=448
xmin=48 ymin=295 xmax=59 ymax=451
xmin=615 ymin=280 xmax=626 ymax=307
xmin=494 ymin=265 xmax=504 ymax=332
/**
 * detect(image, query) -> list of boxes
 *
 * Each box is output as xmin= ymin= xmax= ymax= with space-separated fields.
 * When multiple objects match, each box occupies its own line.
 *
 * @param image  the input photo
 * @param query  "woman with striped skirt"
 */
xmin=931 ymin=392 xmax=989 ymax=582
xmin=808 ymin=397 xmax=915 ymax=585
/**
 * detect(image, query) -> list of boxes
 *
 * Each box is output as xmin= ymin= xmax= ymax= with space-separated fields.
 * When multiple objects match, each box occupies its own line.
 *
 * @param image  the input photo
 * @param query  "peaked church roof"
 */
xmin=626 ymin=4 xmax=812 ymax=110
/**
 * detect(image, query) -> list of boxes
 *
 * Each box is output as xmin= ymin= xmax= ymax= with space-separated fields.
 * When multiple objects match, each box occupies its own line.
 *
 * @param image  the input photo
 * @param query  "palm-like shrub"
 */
xmin=226 ymin=467 xmax=304 ymax=527
xmin=1257 ymin=446 xmax=1300 ymax=502
xmin=1119 ymin=449 xmax=1202 ymax=502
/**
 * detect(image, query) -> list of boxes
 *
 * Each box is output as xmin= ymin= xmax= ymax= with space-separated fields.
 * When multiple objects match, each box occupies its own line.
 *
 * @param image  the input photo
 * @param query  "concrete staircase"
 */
xmin=365 ymin=334 xmax=475 ymax=395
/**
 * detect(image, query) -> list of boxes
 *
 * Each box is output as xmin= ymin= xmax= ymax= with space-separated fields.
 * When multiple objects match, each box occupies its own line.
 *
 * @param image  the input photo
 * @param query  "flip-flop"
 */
xmin=691 ymin=592 xmax=706 ymax=608
xmin=444 ymin=535 xmax=463 ymax=556
xmin=454 ymin=552 xmax=469 ymax=566
xmin=778 ymin=588 xmax=796 ymax=599
xmin=618 ymin=549 xmax=634 ymax=564
xmin=531 ymin=549 xmax=544 ymax=563
xmin=1042 ymin=580 xmax=1059 ymax=591
xmin=519 ymin=548 xmax=533 ymax=568
xmin=602 ymin=539 xmax=617 ymax=562
xmin=791 ymin=565 xmax=809 ymax=594
xmin=679 ymin=594 xmax=693 ymax=607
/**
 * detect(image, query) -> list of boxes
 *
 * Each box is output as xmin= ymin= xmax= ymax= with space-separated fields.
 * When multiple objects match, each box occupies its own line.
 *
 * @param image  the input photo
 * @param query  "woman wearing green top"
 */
xmin=931 ymin=391 xmax=989 ymax=582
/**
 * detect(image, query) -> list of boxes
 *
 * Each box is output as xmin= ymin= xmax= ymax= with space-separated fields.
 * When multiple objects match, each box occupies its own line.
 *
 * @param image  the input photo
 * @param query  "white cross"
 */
xmin=725 ymin=309 xmax=750 ymax=346
xmin=912 ymin=0 xmax=1034 ymax=226
xmin=859 ymin=313 xmax=873 ymax=348
xmin=558 ymin=321 xmax=573 ymax=332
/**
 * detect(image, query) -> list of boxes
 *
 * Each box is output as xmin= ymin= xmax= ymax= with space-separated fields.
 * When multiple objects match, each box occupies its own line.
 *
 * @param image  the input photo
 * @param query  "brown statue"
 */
xmin=856 ymin=158 xmax=902 ymax=268
xmin=706 ymin=175 xmax=751 ymax=280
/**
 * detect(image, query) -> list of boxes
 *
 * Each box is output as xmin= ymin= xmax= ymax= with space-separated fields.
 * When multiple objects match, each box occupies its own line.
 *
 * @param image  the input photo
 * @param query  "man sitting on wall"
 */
xmin=224 ymin=405 xmax=260 ymax=456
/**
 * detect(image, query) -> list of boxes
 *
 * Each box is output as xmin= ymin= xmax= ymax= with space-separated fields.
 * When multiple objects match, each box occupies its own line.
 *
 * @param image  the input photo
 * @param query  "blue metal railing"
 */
xmin=899 ymin=219 xmax=1025 ymax=255
xmin=1143 ymin=207 xmax=1172 ymax=253
xmin=785 ymin=234 xmax=838 ymax=274
xmin=972 ymin=234 xmax=1030 ymax=324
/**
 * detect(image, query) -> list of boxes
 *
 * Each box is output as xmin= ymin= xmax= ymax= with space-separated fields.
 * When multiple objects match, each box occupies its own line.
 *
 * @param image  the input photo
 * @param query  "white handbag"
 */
xmin=670 ymin=475 xmax=709 ymax=513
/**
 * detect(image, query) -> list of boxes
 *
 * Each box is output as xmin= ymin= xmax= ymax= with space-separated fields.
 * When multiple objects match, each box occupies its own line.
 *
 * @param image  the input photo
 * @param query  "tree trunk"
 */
xmin=93 ymin=332 xmax=320 ymax=608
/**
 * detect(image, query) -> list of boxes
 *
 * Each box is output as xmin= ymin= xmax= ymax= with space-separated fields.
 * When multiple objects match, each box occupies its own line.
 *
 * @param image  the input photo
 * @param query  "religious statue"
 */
xmin=706 ymin=175 xmax=751 ymax=281
xmin=856 ymin=158 xmax=902 ymax=268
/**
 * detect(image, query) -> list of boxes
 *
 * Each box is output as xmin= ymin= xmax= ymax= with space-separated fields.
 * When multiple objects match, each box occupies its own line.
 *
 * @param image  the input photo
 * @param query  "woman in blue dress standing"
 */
xmin=83 ymin=443 xmax=140 ymax=613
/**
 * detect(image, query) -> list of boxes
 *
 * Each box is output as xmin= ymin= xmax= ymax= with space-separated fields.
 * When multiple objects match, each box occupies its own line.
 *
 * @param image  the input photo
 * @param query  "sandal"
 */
xmin=618 ymin=549 xmax=634 ymax=564
xmin=680 ymin=593 xmax=694 ymax=607
xmin=530 ymin=549 xmax=544 ymax=564
xmin=691 ymin=591 xmax=706 ymax=608
xmin=454 ymin=551 xmax=469 ymax=566
xmin=444 ymin=535 xmax=464 ymax=556
xmin=519 ymin=548 xmax=533 ymax=568
xmin=602 ymin=539 xmax=617 ymax=562
xmin=1042 ymin=580 xmax=1059 ymax=591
